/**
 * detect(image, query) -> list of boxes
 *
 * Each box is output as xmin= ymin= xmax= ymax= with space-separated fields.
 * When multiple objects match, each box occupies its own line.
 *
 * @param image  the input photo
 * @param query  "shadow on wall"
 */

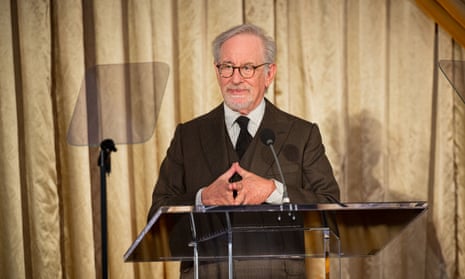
xmin=325 ymin=109 xmax=384 ymax=202
xmin=324 ymin=110 xmax=449 ymax=278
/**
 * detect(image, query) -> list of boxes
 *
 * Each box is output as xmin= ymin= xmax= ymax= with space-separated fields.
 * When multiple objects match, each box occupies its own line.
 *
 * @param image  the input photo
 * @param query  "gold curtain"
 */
xmin=1 ymin=0 xmax=464 ymax=278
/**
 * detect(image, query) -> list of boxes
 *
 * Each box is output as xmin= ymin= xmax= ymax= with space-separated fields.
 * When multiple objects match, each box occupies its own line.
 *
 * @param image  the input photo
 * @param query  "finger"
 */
xmin=225 ymin=164 xmax=238 ymax=177
xmin=233 ymin=190 xmax=245 ymax=205
xmin=234 ymin=163 xmax=248 ymax=177
xmin=229 ymin=182 xmax=243 ymax=191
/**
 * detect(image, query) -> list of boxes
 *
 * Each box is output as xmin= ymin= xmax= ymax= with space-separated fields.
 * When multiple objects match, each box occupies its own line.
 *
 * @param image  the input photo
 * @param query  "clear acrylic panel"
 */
xmin=67 ymin=62 xmax=170 ymax=146
xmin=439 ymin=60 xmax=465 ymax=104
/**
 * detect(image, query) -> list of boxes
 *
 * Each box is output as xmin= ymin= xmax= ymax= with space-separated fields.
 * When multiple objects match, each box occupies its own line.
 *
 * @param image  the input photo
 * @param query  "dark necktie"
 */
xmin=235 ymin=116 xmax=252 ymax=159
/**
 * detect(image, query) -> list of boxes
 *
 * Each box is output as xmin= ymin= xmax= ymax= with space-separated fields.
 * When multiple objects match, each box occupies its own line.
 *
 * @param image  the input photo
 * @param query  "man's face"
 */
xmin=215 ymin=34 xmax=276 ymax=115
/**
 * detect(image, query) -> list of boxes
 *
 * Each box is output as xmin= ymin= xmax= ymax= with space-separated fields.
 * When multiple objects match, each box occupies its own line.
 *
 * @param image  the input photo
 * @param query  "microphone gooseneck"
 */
xmin=260 ymin=129 xmax=290 ymax=204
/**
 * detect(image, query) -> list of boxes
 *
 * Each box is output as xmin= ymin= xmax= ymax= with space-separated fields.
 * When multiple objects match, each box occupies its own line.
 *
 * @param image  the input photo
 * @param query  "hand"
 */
xmin=201 ymin=164 xmax=238 ymax=205
xmin=230 ymin=163 xmax=275 ymax=205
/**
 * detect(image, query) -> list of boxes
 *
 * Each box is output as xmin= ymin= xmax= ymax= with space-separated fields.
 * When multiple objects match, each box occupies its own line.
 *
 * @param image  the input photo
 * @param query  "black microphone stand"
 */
xmin=98 ymin=139 xmax=117 ymax=279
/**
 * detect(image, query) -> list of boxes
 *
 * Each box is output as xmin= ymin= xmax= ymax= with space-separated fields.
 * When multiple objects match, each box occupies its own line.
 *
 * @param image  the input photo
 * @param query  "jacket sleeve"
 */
xmin=147 ymin=124 xmax=196 ymax=221
xmin=283 ymin=123 xmax=340 ymax=204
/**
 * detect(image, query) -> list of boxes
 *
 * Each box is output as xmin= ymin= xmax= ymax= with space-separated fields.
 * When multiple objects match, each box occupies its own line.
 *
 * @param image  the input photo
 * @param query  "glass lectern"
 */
xmin=124 ymin=202 xmax=427 ymax=279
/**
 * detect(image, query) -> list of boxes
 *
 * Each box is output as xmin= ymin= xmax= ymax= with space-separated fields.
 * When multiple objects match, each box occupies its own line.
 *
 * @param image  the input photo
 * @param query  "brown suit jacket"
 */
xmin=148 ymin=99 xmax=339 ymax=218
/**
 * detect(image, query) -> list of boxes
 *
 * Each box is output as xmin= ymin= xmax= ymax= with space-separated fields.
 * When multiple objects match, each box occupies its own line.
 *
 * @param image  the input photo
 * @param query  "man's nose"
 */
xmin=231 ymin=68 xmax=244 ymax=83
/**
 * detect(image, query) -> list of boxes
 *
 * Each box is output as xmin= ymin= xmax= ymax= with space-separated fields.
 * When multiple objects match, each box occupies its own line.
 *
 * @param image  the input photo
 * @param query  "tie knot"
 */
xmin=236 ymin=116 xmax=250 ymax=130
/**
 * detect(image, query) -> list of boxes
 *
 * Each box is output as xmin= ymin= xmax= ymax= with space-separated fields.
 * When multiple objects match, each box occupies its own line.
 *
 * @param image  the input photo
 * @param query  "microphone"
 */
xmin=260 ymin=129 xmax=290 ymax=204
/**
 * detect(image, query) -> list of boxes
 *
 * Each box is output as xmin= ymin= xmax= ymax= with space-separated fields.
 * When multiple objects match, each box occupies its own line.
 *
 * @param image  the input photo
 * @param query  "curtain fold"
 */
xmin=1 ymin=0 xmax=464 ymax=278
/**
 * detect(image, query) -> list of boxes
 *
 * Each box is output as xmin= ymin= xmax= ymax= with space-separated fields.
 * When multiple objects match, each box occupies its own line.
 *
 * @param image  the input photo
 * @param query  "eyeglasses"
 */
xmin=216 ymin=63 xmax=270 ymax=79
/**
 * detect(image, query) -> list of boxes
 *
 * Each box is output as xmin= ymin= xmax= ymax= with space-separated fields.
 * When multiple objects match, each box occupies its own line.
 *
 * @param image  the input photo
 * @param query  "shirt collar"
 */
xmin=224 ymin=99 xmax=265 ymax=136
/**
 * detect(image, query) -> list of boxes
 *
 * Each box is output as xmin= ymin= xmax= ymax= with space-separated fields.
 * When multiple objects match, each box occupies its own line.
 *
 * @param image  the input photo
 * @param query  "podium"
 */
xmin=124 ymin=202 xmax=427 ymax=278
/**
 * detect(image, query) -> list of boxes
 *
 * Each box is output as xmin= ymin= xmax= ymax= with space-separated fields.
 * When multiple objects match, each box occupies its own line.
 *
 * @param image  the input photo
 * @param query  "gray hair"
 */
xmin=212 ymin=24 xmax=276 ymax=64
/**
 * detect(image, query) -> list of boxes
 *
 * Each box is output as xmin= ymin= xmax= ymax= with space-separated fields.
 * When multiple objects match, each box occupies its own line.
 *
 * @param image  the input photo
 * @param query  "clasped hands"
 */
xmin=201 ymin=162 xmax=275 ymax=206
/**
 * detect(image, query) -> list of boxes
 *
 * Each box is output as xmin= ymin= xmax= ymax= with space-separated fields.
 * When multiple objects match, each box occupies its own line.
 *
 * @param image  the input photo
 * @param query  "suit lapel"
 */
xmin=248 ymin=100 xmax=292 ymax=177
xmin=200 ymin=104 xmax=232 ymax=177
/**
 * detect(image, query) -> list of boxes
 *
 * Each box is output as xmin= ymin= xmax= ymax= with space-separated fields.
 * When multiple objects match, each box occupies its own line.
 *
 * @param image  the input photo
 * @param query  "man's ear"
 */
xmin=265 ymin=63 xmax=277 ymax=88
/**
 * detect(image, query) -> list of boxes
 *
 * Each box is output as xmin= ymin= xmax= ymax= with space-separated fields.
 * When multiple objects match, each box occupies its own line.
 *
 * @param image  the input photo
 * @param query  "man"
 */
xmin=148 ymin=24 xmax=340 ymax=278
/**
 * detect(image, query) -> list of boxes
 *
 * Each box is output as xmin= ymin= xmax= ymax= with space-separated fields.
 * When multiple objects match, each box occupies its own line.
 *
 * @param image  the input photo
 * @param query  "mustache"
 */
xmin=226 ymin=86 xmax=250 ymax=91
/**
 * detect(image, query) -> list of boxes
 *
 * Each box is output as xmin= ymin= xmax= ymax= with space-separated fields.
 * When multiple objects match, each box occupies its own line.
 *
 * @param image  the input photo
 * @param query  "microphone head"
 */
xmin=260 ymin=128 xmax=275 ymax=145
